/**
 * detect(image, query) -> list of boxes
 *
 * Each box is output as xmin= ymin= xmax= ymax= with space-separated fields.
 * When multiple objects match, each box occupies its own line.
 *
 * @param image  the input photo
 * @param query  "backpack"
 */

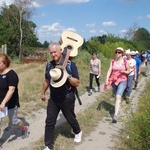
xmin=147 ymin=53 xmax=150 ymax=61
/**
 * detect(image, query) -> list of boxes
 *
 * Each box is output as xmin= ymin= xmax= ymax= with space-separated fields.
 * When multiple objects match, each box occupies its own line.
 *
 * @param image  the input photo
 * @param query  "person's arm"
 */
xmin=41 ymin=79 xmax=49 ymax=101
xmin=105 ymin=61 xmax=112 ymax=84
xmin=0 ymin=86 xmax=15 ymax=110
xmin=67 ymin=76 xmax=80 ymax=87
xmin=98 ymin=59 xmax=101 ymax=78
xmin=120 ymin=61 xmax=130 ymax=74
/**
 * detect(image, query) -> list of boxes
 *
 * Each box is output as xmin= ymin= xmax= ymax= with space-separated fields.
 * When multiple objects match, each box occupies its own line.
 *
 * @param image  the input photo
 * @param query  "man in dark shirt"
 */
xmin=41 ymin=42 xmax=82 ymax=150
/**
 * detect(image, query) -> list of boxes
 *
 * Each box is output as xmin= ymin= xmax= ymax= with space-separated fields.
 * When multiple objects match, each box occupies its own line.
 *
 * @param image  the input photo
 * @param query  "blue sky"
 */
xmin=1 ymin=0 xmax=150 ymax=43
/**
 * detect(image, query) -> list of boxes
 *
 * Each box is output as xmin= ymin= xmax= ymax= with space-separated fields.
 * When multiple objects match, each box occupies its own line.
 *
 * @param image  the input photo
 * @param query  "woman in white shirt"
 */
xmin=124 ymin=49 xmax=136 ymax=103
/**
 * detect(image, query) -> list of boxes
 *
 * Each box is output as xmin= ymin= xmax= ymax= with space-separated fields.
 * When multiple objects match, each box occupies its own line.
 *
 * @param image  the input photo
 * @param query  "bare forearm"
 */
xmin=41 ymin=80 xmax=49 ymax=95
xmin=1 ymin=87 xmax=15 ymax=105
xmin=68 ymin=77 xmax=80 ymax=87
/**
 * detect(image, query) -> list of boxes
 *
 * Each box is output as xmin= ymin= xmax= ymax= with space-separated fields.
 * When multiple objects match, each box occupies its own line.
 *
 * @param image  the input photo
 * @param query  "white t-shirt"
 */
xmin=127 ymin=58 xmax=136 ymax=76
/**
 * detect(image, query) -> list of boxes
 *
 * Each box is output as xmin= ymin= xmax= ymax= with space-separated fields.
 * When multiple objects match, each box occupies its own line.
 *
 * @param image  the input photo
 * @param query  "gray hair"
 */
xmin=48 ymin=42 xmax=61 ymax=50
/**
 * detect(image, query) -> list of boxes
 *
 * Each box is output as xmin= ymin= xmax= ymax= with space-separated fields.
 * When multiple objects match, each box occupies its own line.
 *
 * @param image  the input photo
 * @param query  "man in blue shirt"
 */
xmin=130 ymin=51 xmax=142 ymax=90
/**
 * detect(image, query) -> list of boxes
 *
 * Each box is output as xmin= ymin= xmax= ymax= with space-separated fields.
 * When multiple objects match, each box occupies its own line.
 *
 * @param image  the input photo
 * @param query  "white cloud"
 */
xmin=0 ymin=0 xmax=90 ymax=7
xmin=137 ymin=15 xmax=143 ymax=20
xmin=37 ymin=22 xmax=76 ymax=42
xmin=85 ymin=23 xmax=95 ymax=27
xmin=0 ymin=0 xmax=13 ymax=7
xmin=89 ymin=30 xmax=96 ymax=33
xmin=99 ymin=30 xmax=108 ymax=35
xmin=34 ymin=0 xmax=90 ymax=6
xmin=119 ymin=29 xmax=127 ymax=34
xmin=146 ymin=14 xmax=150 ymax=19
xmin=102 ymin=21 xmax=116 ymax=27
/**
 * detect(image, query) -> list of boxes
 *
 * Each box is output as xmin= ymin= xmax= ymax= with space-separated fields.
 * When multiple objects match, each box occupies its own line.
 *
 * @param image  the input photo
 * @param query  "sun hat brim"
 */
xmin=50 ymin=67 xmax=68 ymax=88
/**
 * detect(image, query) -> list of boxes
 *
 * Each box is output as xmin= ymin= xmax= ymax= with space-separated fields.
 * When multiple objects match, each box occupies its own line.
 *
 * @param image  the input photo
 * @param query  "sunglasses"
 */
xmin=115 ymin=51 xmax=122 ymax=54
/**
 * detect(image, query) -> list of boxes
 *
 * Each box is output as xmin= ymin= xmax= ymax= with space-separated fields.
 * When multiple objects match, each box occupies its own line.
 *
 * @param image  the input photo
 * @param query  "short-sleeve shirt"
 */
xmin=134 ymin=57 xmax=141 ymax=73
xmin=127 ymin=58 xmax=136 ymax=76
xmin=90 ymin=59 xmax=101 ymax=75
xmin=0 ymin=70 xmax=20 ymax=109
xmin=45 ymin=60 xmax=79 ymax=102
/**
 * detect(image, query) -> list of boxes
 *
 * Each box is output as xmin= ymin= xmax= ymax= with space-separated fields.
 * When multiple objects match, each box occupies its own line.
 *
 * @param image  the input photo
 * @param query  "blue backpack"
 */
xmin=147 ymin=53 xmax=150 ymax=61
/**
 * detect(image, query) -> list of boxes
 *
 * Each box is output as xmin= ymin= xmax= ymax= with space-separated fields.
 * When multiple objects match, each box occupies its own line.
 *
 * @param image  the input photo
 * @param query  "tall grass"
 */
xmin=113 ymin=79 xmax=150 ymax=150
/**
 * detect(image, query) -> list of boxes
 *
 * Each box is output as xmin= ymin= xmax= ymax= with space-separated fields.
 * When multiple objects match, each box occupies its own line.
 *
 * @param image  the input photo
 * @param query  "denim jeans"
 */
xmin=44 ymin=93 xmax=81 ymax=149
xmin=112 ymin=81 xmax=127 ymax=96
xmin=124 ymin=75 xmax=134 ymax=96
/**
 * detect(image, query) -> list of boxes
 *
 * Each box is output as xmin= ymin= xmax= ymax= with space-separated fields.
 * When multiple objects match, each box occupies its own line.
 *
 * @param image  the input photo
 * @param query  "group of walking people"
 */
xmin=104 ymin=47 xmax=143 ymax=123
xmin=0 ymin=44 xmax=149 ymax=150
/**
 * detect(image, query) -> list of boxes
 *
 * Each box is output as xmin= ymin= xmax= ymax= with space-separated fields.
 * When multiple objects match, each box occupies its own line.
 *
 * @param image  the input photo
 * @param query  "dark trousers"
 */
xmin=89 ymin=73 xmax=100 ymax=89
xmin=45 ymin=93 xmax=81 ymax=149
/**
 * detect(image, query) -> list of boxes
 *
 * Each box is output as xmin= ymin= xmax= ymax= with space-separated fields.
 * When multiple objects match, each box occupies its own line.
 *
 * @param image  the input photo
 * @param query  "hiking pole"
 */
xmin=75 ymin=89 xmax=82 ymax=105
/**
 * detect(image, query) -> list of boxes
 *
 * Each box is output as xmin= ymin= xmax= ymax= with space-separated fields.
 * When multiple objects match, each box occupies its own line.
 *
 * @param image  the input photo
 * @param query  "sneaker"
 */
xmin=0 ymin=144 xmax=2 ymax=149
xmin=125 ymin=96 xmax=130 ymax=104
xmin=88 ymin=91 xmax=92 ymax=96
xmin=22 ymin=126 xmax=29 ymax=139
xmin=92 ymin=88 xmax=96 ymax=93
xmin=133 ymin=87 xmax=137 ymax=90
xmin=112 ymin=115 xmax=117 ymax=123
xmin=74 ymin=131 xmax=82 ymax=143
xmin=98 ymin=87 xmax=100 ymax=92
xmin=43 ymin=146 xmax=52 ymax=150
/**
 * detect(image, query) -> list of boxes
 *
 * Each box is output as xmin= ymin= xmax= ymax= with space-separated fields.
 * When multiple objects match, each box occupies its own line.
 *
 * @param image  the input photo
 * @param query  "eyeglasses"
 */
xmin=115 ymin=51 xmax=122 ymax=54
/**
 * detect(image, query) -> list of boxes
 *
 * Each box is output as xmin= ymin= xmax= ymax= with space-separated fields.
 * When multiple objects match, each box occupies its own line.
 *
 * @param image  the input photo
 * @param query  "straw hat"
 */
xmin=130 ymin=51 xmax=136 ymax=56
xmin=50 ymin=67 xmax=68 ymax=88
xmin=114 ymin=47 xmax=125 ymax=55
xmin=125 ymin=49 xmax=131 ymax=55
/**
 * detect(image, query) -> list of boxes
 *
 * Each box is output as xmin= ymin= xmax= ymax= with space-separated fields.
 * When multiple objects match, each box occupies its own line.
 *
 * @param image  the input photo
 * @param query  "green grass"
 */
xmin=113 ymin=78 xmax=150 ymax=150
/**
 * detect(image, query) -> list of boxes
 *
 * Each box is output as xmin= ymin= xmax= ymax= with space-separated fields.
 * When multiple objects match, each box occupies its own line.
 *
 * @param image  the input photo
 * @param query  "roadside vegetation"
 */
xmin=113 ymin=78 xmax=150 ymax=150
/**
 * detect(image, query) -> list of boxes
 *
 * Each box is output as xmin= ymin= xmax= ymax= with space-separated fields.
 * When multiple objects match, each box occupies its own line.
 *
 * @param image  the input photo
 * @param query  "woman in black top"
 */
xmin=0 ymin=53 xmax=28 ymax=142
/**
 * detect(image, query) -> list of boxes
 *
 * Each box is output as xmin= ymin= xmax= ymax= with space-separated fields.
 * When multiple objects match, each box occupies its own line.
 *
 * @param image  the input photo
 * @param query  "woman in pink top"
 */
xmin=105 ymin=47 xmax=130 ymax=123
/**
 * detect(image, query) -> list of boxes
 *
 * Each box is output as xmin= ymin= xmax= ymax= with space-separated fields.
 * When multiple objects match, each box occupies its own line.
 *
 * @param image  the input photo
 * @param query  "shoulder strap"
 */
xmin=111 ymin=59 xmax=115 ymax=66
xmin=111 ymin=59 xmax=127 ymax=67
xmin=46 ymin=60 xmax=55 ymax=71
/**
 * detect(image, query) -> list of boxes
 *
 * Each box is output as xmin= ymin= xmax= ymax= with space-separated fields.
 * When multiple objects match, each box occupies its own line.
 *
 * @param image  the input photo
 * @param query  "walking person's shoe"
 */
xmin=92 ymin=88 xmax=96 ymax=93
xmin=0 ymin=143 xmax=3 ymax=149
xmin=112 ymin=115 xmax=118 ymax=123
xmin=22 ymin=126 xmax=29 ymax=139
xmin=98 ymin=87 xmax=100 ymax=92
xmin=125 ymin=96 xmax=130 ymax=104
xmin=88 ymin=91 xmax=92 ymax=96
xmin=74 ymin=131 xmax=82 ymax=143
xmin=133 ymin=87 xmax=137 ymax=90
xmin=43 ymin=146 xmax=52 ymax=150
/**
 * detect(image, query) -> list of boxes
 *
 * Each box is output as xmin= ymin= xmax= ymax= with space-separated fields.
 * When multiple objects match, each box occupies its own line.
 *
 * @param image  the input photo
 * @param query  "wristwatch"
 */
xmin=67 ymin=75 xmax=72 ymax=80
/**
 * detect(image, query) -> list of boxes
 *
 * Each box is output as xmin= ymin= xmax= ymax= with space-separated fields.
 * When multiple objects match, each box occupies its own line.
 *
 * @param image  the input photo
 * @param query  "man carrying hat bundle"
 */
xmin=41 ymin=42 xmax=82 ymax=150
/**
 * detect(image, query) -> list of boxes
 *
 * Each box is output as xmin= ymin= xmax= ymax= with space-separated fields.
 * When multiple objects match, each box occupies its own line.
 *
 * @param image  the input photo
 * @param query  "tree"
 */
xmin=133 ymin=28 xmax=150 ymax=50
xmin=1 ymin=0 xmax=35 ymax=60
xmin=125 ymin=23 xmax=139 ymax=40
xmin=43 ymin=41 xmax=49 ymax=48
